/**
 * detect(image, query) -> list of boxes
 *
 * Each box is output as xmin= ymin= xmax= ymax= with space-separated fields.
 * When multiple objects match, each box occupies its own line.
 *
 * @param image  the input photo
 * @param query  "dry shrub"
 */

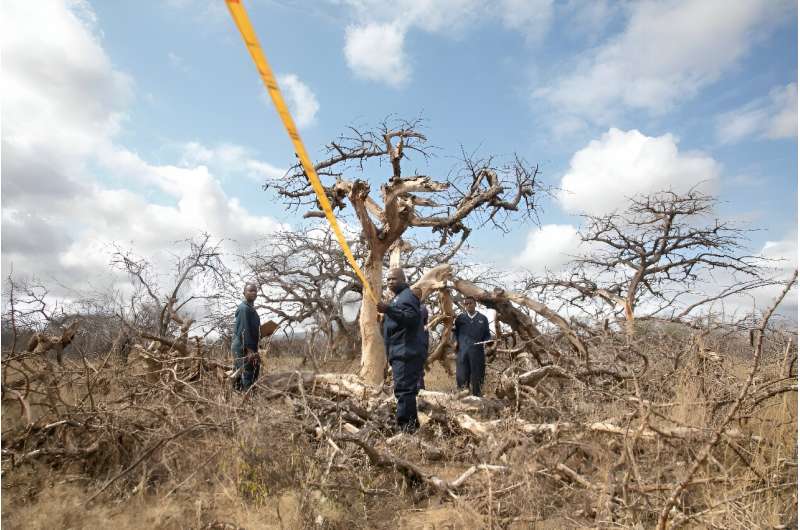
xmin=2 ymin=314 xmax=797 ymax=529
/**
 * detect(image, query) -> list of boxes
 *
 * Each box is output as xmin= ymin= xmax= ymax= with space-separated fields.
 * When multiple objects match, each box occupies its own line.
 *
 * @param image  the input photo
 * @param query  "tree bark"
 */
xmin=358 ymin=254 xmax=387 ymax=385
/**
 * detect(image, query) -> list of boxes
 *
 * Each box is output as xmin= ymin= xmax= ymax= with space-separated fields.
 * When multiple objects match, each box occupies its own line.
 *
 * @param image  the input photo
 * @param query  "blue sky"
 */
xmin=2 ymin=0 xmax=797 ymax=301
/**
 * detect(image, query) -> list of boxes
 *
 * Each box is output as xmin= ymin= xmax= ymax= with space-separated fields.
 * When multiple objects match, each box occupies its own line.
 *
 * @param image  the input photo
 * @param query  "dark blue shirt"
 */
xmin=420 ymin=305 xmax=430 ymax=352
xmin=454 ymin=311 xmax=491 ymax=356
xmin=382 ymin=285 xmax=426 ymax=361
xmin=231 ymin=301 xmax=260 ymax=355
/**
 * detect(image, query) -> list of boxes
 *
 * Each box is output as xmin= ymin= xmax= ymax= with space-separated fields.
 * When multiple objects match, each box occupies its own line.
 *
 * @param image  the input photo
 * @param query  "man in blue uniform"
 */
xmin=376 ymin=268 xmax=426 ymax=432
xmin=454 ymin=296 xmax=491 ymax=397
xmin=232 ymin=282 xmax=261 ymax=391
xmin=418 ymin=304 xmax=429 ymax=391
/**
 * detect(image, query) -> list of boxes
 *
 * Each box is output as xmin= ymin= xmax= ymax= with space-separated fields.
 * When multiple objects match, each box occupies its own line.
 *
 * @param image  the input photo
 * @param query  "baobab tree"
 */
xmin=268 ymin=118 xmax=544 ymax=384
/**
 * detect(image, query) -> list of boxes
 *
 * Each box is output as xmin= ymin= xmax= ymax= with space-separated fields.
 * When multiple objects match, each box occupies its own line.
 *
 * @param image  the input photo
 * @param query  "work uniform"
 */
xmin=382 ymin=284 xmax=426 ymax=431
xmin=454 ymin=310 xmax=491 ymax=396
xmin=418 ymin=305 xmax=430 ymax=391
xmin=231 ymin=300 xmax=261 ymax=391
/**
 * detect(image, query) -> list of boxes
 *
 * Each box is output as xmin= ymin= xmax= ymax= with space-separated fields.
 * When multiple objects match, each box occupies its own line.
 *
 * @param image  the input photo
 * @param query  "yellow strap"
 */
xmin=225 ymin=0 xmax=377 ymax=303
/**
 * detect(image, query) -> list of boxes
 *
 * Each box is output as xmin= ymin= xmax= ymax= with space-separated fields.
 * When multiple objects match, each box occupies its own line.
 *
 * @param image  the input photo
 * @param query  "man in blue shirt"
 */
xmin=418 ymin=305 xmax=429 ymax=391
xmin=232 ymin=282 xmax=261 ymax=391
xmin=377 ymin=268 xmax=426 ymax=432
xmin=454 ymin=296 xmax=491 ymax=397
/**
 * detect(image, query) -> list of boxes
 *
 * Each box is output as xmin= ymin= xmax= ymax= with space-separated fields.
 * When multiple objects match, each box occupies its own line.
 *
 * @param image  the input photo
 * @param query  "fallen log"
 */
xmin=498 ymin=365 xmax=631 ymax=398
xmin=455 ymin=414 xmax=762 ymax=443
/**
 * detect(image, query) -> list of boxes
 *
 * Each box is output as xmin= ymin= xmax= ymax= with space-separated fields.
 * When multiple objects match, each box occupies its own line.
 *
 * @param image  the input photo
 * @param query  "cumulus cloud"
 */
xmin=513 ymin=224 xmax=582 ymax=273
xmin=535 ymin=0 xmax=793 ymax=126
xmin=2 ymin=0 xmax=131 ymax=197
xmin=277 ymin=74 xmax=320 ymax=128
xmin=52 ymin=162 xmax=286 ymax=278
xmin=340 ymin=0 xmax=556 ymax=86
xmin=344 ymin=22 xmax=410 ymax=88
xmin=716 ymin=83 xmax=798 ymax=144
xmin=558 ymin=128 xmax=720 ymax=215
xmin=1 ymin=0 xmax=285 ymax=294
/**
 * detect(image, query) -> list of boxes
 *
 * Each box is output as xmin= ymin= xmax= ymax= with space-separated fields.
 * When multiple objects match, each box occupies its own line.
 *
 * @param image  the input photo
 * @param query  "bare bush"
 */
xmin=1 ymin=271 xmax=795 ymax=528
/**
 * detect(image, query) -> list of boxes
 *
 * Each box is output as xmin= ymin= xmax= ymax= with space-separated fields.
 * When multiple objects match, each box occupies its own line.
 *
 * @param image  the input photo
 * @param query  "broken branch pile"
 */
xmin=1 ymin=274 xmax=796 ymax=528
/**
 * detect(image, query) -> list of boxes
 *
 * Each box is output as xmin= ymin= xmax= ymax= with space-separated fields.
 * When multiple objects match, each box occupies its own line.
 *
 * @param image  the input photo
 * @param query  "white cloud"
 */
xmin=513 ymin=224 xmax=582 ymax=273
xmin=1 ymin=0 xmax=285 ymax=294
xmin=760 ymin=238 xmax=797 ymax=265
xmin=277 ymin=74 xmax=320 ymax=128
xmin=339 ymin=0 xmax=555 ymax=86
xmin=765 ymin=84 xmax=799 ymax=139
xmin=344 ymin=22 xmax=410 ymax=88
xmin=561 ymin=0 xmax=619 ymax=44
xmin=341 ymin=0 xmax=484 ymax=34
xmin=535 ymin=0 xmax=792 ymax=126
xmin=179 ymin=142 xmax=286 ymax=183
xmin=716 ymin=83 xmax=798 ymax=143
xmin=2 ymin=0 xmax=132 ymax=187
xmin=499 ymin=0 xmax=554 ymax=43
xmin=714 ymin=236 xmax=798 ymax=318
xmin=54 ymin=162 xmax=286 ymax=277
xmin=558 ymin=128 xmax=720 ymax=215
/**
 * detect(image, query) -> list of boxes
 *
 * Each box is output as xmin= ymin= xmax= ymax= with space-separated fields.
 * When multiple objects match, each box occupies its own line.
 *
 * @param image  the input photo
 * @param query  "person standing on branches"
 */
xmin=454 ymin=296 xmax=491 ymax=397
xmin=232 ymin=282 xmax=261 ymax=391
xmin=377 ymin=268 xmax=426 ymax=432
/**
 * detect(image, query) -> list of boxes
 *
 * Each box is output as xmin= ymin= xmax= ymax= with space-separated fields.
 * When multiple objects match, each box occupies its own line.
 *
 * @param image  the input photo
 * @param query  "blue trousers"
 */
xmin=456 ymin=348 xmax=485 ymax=397
xmin=417 ymin=351 xmax=428 ymax=391
xmin=391 ymin=355 xmax=424 ymax=431
xmin=233 ymin=351 xmax=260 ymax=391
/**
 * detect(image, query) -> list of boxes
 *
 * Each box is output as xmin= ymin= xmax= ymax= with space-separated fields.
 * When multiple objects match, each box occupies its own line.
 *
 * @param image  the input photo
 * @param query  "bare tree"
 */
xmin=110 ymin=233 xmax=233 ymax=356
xmin=268 ymin=118 xmax=545 ymax=384
xmin=1 ymin=275 xmax=82 ymax=364
xmin=242 ymin=228 xmax=364 ymax=358
xmin=532 ymin=190 xmax=769 ymax=335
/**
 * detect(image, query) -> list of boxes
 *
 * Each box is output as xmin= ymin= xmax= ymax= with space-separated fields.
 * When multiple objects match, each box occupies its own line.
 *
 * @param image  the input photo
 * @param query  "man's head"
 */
xmin=463 ymin=296 xmax=477 ymax=314
xmin=386 ymin=268 xmax=407 ymax=294
xmin=243 ymin=282 xmax=258 ymax=303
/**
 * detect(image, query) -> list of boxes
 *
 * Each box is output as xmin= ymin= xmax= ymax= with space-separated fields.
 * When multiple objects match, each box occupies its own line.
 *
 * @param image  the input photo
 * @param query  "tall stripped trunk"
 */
xmin=358 ymin=253 xmax=387 ymax=386
xmin=624 ymin=266 xmax=644 ymax=339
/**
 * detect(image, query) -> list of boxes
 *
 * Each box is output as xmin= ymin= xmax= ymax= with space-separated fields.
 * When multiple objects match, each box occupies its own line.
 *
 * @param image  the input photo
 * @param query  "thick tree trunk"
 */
xmin=358 ymin=255 xmax=387 ymax=385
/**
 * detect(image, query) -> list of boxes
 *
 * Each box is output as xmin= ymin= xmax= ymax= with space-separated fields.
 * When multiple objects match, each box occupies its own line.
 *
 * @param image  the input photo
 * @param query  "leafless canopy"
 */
xmin=241 ymin=227 xmax=481 ymax=358
xmin=267 ymin=118 xmax=545 ymax=248
xmin=110 ymin=233 xmax=233 ymax=354
xmin=531 ymin=190 xmax=771 ymax=325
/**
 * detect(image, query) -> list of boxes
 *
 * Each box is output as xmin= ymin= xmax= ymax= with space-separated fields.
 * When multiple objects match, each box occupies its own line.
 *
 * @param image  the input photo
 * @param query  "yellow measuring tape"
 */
xmin=225 ymin=0 xmax=377 ymax=303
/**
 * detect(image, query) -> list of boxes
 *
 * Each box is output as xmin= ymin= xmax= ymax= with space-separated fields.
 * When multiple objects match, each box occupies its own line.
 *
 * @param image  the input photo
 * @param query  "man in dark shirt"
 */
xmin=377 ymin=268 xmax=426 ymax=432
xmin=454 ymin=296 xmax=491 ymax=397
xmin=418 ymin=305 xmax=430 ymax=391
xmin=232 ymin=282 xmax=261 ymax=391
